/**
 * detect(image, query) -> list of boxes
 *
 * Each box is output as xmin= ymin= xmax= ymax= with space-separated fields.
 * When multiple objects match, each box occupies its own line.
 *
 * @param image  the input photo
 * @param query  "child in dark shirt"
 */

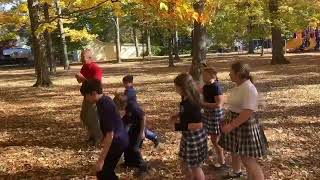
xmin=80 ymin=79 xmax=128 ymax=180
xmin=122 ymin=75 xmax=160 ymax=148
xmin=113 ymin=93 xmax=148 ymax=172
xmin=201 ymin=67 xmax=227 ymax=169
xmin=172 ymin=73 xmax=208 ymax=180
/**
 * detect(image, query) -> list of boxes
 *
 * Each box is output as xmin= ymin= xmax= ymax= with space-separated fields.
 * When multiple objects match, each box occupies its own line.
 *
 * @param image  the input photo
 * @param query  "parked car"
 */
xmin=2 ymin=47 xmax=33 ymax=61
xmin=1 ymin=47 xmax=34 ymax=65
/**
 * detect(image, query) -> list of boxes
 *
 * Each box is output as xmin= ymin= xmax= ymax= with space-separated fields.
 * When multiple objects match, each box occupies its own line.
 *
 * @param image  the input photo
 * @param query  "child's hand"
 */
xmin=221 ymin=123 xmax=234 ymax=134
xmin=75 ymin=73 xmax=85 ymax=83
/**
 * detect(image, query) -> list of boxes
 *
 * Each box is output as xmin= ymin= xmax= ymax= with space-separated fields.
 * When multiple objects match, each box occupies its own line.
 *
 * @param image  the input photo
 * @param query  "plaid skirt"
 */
xmin=179 ymin=129 xmax=208 ymax=168
xmin=203 ymin=108 xmax=224 ymax=135
xmin=219 ymin=111 xmax=268 ymax=158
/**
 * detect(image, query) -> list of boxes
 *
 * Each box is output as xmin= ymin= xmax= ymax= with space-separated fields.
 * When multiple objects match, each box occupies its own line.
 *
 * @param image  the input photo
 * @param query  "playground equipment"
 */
xmin=286 ymin=27 xmax=319 ymax=52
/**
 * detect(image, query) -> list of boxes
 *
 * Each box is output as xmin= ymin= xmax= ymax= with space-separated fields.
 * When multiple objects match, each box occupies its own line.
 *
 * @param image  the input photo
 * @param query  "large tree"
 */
xmin=269 ymin=0 xmax=289 ymax=64
xmin=27 ymin=0 xmax=52 ymax=86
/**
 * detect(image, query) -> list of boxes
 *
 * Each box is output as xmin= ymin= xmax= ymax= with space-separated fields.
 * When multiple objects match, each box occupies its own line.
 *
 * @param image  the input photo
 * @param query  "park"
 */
xmin=0 ymin=0 xmax=320 ymax=179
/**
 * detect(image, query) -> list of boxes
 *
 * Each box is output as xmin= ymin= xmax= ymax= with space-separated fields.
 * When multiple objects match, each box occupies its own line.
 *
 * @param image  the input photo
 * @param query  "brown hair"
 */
xmin=203 ymin=67 xmax=218 ymax=81
xmin=231 ymin=61 xmax=253 ymax=83
xmin=174 ymin=73 xmax=201 ymax=106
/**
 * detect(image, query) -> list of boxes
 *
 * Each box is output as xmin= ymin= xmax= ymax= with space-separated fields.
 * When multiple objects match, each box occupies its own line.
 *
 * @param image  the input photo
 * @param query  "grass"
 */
xmin=0 ymin=53 xmax=319 ymax=179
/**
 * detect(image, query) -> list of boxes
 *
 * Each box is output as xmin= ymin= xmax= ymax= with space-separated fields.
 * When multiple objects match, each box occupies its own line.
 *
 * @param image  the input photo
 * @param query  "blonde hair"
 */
xmin=113 ymin=92 xmax=127 ymax=110
xmin=174 ymin=73 xmax=201 ymax=106
xmin=203 ymin=67 xmax=218 ymax=80
xmin=81 ymin=49 xmax=93 ymax=63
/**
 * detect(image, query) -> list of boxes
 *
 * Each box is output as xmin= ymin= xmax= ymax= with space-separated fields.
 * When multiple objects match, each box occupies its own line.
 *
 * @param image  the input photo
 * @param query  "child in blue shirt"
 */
xmin=80 ymin=79 xmax=128 ymax=180
xmin=122 ymin=75 xmax=160 ymax=148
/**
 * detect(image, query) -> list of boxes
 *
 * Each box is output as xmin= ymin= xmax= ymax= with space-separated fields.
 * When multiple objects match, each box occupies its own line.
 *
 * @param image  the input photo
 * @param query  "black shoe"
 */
xmin=222 ymin=172 xmax=243 ymax=179
xmin=153 ymin=137 xmax=160 ymax=148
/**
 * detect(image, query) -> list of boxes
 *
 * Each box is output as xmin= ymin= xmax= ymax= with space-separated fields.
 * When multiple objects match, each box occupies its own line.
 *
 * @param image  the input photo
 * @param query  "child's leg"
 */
xmin=124 ymin=127 xmax=146 ymax=169
xmin=145 ymin=129 xmax=159 ymax=147
xmin=180 ymin=161 xmax=193 ymax=180
xmin=231 ymin=154 xmax=242 ymax=173
xmin=97 ymin=144 xmax=124 ymax=180
xmin=190 ymin=167 xmax=205 ymax=180
xmin=240 ymin=156 xmax=264 ymax=180
xmin=210 ymin=134 xmax=225 ymax=165
xmin=86 ymin=102 xmax=102 ymax=144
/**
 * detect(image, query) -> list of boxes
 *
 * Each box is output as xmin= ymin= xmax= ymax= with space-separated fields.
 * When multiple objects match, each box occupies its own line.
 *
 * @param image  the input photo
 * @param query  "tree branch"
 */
xmin=39 ymin=0 xmax=119 ymax=24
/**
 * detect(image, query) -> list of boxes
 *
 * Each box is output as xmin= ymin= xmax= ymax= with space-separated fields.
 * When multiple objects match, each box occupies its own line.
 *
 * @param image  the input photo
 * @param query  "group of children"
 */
xmin=172 ymin=63 xmax=268 ymax=180
xmin=77 ymin=50 xmax=268 ymax=180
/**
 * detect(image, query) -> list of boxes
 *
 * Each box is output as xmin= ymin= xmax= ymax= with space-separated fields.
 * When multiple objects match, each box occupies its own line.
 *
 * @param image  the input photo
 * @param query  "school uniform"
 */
xmin=124 ymin=86 xmax=159 ymax=147
xmin=122 ymin=101 xmax=147 ymax=170
xmin=219 ymin=80 xmax=268 ymax=158
xmin=96 ymin=95 xmax=129 ymax=180
xmin=80 ymin=62 xmax=103 ymax=144
xmin=178 ymin=98 xmax=208 ymax=168
xmin=202 ymin=81 xmax=224 ymax=135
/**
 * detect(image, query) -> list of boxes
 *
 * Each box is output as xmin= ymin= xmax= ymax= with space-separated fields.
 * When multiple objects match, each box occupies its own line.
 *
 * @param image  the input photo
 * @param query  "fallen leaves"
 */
xmin=0 ymin=54 xmax=319 ymax=179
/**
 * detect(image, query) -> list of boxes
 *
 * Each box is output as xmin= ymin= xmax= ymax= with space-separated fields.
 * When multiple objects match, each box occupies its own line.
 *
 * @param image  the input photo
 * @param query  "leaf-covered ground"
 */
xmin=0 ymin=54 xmax=319 ymax=179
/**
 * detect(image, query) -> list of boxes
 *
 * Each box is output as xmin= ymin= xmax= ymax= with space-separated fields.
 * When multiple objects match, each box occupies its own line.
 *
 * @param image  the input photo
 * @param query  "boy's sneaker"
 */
xmin=212 ymin=163 xmax=229 ymax=171
xmin=222 ymin=171 xmax=243 ymax=179
xmin=153 ymin=137 xmax=160 ymax=148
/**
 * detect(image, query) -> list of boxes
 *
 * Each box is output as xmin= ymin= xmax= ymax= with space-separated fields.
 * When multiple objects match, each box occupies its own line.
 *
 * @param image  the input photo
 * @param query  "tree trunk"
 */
xmin=174 ymin=30 xmax=180 ymax=61
xmin=247 ymin=14 xmax=255 ymax=54
xmin=55 ymin=0 xmax=69 ymax=69
xmin=43 ymin=3 xmax=56 ymax=73
xmin=132 ymin=28 xmax=139 ymax=57
xmin=190 ymin=0 xmax=207 ymax=81
xmin=27 ymin=0 xmax=52 ymax=87
xmin=248 ymin=40 xmax=255 ymax=54
xmin=168 ymin=32 xmax=175 ymax=67
xmin=115 ymin=16 xmax=121 ymax=63
xmin=260 ymin=39 xmax=264 ymax=56
xmin=146 ymin=28 xmax=152 ymax=56
xmin=269 ymin=0 xmax=289 ymax=64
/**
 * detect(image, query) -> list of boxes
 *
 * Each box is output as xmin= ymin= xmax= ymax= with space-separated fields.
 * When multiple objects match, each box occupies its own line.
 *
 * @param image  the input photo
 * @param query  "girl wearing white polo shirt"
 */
xmin=219 ymin=61 xmax=268 ymax=180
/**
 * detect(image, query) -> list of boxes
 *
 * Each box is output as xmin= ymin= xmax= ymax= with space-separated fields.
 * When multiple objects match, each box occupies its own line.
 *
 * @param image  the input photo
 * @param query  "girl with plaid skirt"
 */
xmin=172 ymin=73 xmax=208 ymax=180
xmin=219 ymin=62 xmax=268 ymax=180
xmin=200 ymin=67 xmax=227 ymax=169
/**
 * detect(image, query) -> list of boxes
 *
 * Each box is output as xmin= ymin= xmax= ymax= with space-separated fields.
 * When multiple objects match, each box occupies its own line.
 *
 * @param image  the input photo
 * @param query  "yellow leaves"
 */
xmin=160 ymin=2 xmax=169 ymax=11
xmin=64 ymin=28 xmax=97 ymax=42
xmin=35 ymin=22 xmax=58 ymax=37
xmin=112 ymin=2 xmax=123 ymax=17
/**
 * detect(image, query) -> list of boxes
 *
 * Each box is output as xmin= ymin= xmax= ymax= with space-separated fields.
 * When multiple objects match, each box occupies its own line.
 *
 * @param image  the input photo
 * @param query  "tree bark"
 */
xmin=174 ymin=30 xmax=180 ymax=61
xmin=115 ymin=16 xmax=121 ymax=63
xmin=146 ymin=28 xmax=152 ymax=56
xmin=260 ymin=39 xmax=264 ymax=56
xmin=27 ymin=0 xmax=52 ymax=87
xmin=43 ymin=3 xmax=56 ymax=73
xmin=132 ymin=28 xmax=139 ymax=57
xmin=190 ymin=0 xmax=207 ymax=81
xmin=269 ymin=0 xmax=289 ymax=64
xmin=55 ymin=0 xmax=69 ymax=69
xmin=248 ymin=40 xmax=255 ymax=54
xmin=168 ymin=32 xmax=175 ymax=67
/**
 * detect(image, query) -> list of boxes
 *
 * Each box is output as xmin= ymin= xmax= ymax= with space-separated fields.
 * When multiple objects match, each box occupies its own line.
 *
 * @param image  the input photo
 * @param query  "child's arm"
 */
xmin=222 ymin=109 xmax=253 ymax=134
xmin=139 ymin=116 xmax=146 ymax=140
xmin=96 ymin=131 xmax=114 ymax=171
xmin=201 ymin=95 xmax=224 ymax=109
xmin=75 ymin=73 xmax=86 ymax=83
xmin=188 ymin=122 xmax=203 ymax=131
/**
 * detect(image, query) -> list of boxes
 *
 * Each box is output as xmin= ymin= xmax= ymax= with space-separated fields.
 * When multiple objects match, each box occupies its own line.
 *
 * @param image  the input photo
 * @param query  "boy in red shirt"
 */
xmin=75 ymin=49 xmax=103 ymax=146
